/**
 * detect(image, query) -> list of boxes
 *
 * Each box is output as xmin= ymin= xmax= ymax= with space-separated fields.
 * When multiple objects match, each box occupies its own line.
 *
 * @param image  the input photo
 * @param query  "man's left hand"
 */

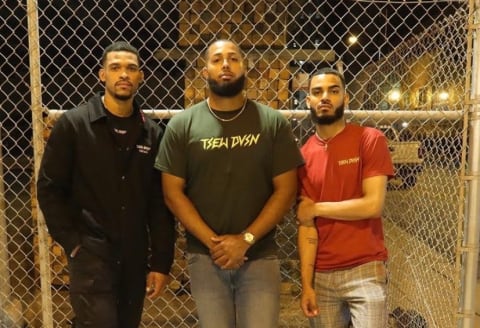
xmin=146 ymin=271 xmax=170 ymax=299
xmin=210 ymin=234 xmax=248 ymax=270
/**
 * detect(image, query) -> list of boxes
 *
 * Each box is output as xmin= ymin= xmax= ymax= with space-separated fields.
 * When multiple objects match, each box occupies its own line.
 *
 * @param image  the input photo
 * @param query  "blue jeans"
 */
xmin=187 ymin=253 xmax=280 ymax=328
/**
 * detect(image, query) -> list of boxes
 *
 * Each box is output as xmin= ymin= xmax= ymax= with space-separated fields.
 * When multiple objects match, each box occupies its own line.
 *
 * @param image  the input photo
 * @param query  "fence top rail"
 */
xmin=45 ymin=109 xmax=464 ymax=123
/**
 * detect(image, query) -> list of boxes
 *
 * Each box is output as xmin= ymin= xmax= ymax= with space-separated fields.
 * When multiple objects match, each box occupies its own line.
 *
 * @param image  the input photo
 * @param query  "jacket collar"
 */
xmin=87 ymin=92 xmax=143 ymax=123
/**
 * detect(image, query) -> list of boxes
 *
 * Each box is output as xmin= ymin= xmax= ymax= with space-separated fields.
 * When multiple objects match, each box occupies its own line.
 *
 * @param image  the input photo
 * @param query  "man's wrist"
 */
xmin=242 ymin=231 xmax=256 ymax=245
xmin=313 ymin=202 xmax=322 ymax=218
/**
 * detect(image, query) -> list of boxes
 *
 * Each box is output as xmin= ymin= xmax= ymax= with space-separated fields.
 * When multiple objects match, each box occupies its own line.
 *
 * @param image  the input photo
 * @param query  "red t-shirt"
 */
xmin=298 ymin=124 xmax=394 ymax=271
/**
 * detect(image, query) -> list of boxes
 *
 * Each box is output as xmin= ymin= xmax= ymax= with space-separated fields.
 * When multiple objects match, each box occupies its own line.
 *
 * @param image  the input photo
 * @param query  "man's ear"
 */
xmin=99 ymin=68 xmax=106 ymax=83
xmin=201 ymin=67 xmax=208 ymax=80
xmin=344 ymin=93 xmax=350 ymax=106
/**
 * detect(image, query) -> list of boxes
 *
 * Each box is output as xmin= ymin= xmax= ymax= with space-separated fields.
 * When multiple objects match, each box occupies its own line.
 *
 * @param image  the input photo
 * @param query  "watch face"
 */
xmin=244 ymin=232 xmax=255 ymax=244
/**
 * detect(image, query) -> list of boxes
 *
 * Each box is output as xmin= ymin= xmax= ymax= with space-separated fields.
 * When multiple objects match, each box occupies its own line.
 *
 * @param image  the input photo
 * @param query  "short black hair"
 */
xmin=203 ymin=39 xmax=244 ymax=62
xmin=101 ymin=41 xmax=140 ymax=67
xmin=309 ymin=67 xmax=346 ymax=90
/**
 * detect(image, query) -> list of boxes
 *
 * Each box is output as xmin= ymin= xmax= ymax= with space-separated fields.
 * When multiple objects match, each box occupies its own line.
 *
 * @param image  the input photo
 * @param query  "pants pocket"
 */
xmin=68 ymin=248 xmax=115 ymax=293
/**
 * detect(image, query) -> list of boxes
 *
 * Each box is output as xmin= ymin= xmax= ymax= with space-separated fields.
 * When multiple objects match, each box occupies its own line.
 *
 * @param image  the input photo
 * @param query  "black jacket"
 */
xmin=37 ymin=93 xmax=175 ymax=274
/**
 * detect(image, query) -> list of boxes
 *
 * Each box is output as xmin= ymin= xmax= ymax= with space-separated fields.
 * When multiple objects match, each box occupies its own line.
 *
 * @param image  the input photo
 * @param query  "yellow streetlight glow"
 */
xmin=347 ymin=35 xmax=358 ymax=45
xmin=387 ymin=89 xmax=401 ymax=103
xmin=438 ymin=91 xmax=449 ymax=101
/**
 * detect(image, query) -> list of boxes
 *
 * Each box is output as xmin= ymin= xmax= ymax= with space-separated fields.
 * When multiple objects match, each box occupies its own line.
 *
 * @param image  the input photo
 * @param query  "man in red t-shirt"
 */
xmin=297 ymin=67 xmax=394 ymax=328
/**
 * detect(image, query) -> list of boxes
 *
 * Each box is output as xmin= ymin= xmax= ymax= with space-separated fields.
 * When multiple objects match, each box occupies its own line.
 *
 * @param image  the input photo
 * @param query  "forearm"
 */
xmin=149 ymin=170 xmax=176 ymax=272
xmin=247 ymin=189 xmax=295 ymax=240
xmin=246 ymin=169 xmax=297 ymax=239
xmin=37 ymin=118 xmax=79 ymax=253
xmin=313 ymin=197 xmax=383 ymax=221
xmin=300 ymin=176 xmax=387 ymax=222
xmin=298 ymin=225 xmax=317 ymax=289
xmin=148 ymin=210 xmax=175 ymax=273
xmin=164 ymin=191 xmax=217 ymax=249
xmin=37 ymin=179 xmax=79 ymax=253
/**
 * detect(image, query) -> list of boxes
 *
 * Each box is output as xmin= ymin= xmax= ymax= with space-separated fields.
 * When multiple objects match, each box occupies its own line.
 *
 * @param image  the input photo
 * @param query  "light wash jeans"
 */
xmin=187 ymin=253 xmax=280 ymax=328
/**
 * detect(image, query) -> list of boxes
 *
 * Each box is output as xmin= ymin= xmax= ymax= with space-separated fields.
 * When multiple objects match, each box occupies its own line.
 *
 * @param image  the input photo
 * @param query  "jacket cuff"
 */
xmin=149 ymin=252 xmax=174 ymax=274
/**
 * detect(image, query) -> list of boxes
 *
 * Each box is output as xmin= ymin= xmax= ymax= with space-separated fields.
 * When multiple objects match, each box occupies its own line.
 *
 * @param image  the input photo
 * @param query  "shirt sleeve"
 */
xmin=272 ymin=114 xmax=304 ymax=177
xmin=148 ymin=167 xmax=176 ymax=274
xmin=154 ymin=118 xmax=187 ymax=179
xmin=36 ymin=114 xmax=81 ymax=255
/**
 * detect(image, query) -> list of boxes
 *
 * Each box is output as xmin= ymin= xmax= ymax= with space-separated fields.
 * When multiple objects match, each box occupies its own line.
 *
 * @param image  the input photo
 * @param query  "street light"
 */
xmin=387 ymin=88 xmax=402 ymax=103
xmin=347 ymin=35 xmax=358 ymax=46
xmin=437 ymin=90 xmax=449 ymax=101
xmin=337 ymin=34 xmax=359 ymax=75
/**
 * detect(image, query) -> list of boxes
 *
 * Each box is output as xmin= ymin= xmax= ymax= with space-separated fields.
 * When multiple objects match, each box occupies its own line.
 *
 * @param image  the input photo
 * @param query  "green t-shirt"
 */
xmin=155 ymin=100 xmax=303 ymax=259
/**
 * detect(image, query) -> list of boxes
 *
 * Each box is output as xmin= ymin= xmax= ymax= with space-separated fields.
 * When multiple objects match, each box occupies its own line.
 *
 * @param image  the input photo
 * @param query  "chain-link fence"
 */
xmin=1 ymin=0 xmax=476 ymax=327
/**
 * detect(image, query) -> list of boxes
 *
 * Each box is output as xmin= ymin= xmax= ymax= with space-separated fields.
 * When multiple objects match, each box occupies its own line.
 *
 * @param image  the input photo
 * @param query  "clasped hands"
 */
xmin=209 ymin=234 xmax=249 ymax=270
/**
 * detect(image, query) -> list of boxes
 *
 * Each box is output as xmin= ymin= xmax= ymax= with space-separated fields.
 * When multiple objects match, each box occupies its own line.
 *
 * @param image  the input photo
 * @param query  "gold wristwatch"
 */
xmin=242 ymin=231 xmax=256 ymax=245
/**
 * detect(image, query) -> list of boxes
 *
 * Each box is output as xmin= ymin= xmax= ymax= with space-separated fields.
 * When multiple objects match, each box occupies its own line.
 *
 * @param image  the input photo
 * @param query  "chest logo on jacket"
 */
xmin=136 ymin=144 xmax=152 ymax=154
xmin=200 ymin=133 xmax=260 ymax=150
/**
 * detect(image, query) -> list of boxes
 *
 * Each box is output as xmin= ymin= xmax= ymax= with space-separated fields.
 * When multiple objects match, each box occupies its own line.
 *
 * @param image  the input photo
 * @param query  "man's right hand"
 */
xmin=300 ymin=287 xmax=319 ymax=318
xmin=209 ymin=235 xmax=248 ymax=270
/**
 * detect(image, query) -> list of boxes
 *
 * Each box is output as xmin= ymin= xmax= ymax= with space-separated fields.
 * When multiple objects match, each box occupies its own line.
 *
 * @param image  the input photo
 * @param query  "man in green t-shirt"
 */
xmin=155 ymin=39 xmax=303 ymax=328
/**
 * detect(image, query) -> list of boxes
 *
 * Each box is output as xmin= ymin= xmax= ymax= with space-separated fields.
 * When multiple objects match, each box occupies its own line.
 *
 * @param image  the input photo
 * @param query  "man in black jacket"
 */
xmin=37 ymin=41 xmax=175 ymax=328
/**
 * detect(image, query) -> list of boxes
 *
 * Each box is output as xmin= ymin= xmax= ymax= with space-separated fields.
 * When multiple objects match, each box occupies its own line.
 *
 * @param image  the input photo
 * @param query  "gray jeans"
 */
xmin=188 ymin=253 xmax=280 ymax=328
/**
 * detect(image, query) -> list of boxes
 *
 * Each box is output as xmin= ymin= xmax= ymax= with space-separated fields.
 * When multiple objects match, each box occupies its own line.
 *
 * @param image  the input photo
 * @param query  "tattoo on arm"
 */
xmin=307 ymin=237 xmax=316 ymax=245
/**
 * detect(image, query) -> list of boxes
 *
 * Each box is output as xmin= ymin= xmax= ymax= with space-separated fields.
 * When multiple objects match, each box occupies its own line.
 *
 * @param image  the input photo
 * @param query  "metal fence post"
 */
xmin=0 ymin=128 xmax=11 ymax=308
xmin=460 ymin=1 xmax=480 ymax=326
xmin=27 ymin=0 xmax=54 ymax=327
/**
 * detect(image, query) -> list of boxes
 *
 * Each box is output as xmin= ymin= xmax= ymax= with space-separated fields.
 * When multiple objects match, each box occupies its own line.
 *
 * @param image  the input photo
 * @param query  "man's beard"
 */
xmin=310 ymin=103 xmax=345 ymax=125
xmin=208 ymin=74 xmax=246 ymax=97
